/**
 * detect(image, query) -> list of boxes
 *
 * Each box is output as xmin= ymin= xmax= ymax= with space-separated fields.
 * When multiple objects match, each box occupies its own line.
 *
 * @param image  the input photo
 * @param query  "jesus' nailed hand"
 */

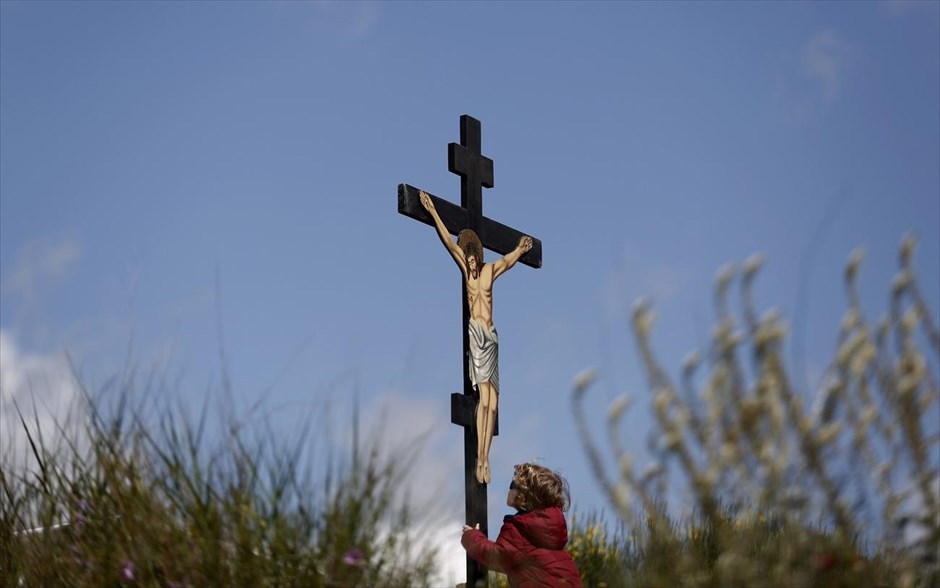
xmin=419 ymin=190 xmax=533 ymax=484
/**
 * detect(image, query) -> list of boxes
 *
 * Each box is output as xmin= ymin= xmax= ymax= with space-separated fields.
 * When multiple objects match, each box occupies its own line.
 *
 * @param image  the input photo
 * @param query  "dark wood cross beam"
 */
xmin=398 ymin=115 xmax=542 ymax=587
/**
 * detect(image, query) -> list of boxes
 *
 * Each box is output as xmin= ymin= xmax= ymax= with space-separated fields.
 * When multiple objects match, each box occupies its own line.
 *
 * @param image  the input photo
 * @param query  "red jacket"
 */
xmin=461 ymin=507 xmax=582 ymax=588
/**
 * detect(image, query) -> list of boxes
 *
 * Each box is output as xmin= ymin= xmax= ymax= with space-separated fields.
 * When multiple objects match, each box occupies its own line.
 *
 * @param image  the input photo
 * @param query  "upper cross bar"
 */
xmin=397 ymin=184 xmax=542 ymax=269
xmin=449 ymin=115 xmax=494 ymax=233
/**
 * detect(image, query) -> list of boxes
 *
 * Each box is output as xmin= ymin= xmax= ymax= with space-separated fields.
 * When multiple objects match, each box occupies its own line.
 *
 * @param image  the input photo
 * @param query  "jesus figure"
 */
xmin=420 ymin=191 xmax=533 ymax=484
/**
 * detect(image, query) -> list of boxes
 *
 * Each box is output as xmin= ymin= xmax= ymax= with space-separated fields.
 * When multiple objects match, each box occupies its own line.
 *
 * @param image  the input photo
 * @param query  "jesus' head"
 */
xmin=458 ymin=230 xmax=483 ymax=279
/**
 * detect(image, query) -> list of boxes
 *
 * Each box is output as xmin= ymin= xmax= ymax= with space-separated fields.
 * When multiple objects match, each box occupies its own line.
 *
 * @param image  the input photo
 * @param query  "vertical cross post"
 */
xmin=398 ymin=115 xmax=542 ymax=588
xmin=451 ymin=116 xmax=494 ymax=587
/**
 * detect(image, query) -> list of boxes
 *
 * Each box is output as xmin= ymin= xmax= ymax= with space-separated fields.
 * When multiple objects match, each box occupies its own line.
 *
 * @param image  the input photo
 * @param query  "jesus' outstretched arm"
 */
xmin=491 ymin=236 xmax=533 ymax=280
xmin=420 ymin=191 xmax=468 ymax=278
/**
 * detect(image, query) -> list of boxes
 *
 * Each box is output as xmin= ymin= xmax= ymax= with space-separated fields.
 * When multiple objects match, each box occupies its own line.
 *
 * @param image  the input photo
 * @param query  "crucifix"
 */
xmin=398 ymin=115 xmax=542 ymax=587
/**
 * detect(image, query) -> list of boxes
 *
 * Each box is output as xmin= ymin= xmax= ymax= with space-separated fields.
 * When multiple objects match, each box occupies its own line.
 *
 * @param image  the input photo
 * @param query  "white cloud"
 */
xmin=601 ymin=248 xmax=691 ymax=320
xmin=879 ymin=0 xmax=940 ymax=15
xmin=775 ymin=29 xmax=858 ymax=123
xmin=358 ymin=389 xmax=471 ymax=583
xmin=1 ymin=235 xmax=81 ymax=304
xmin=802 ymin=30 xmax=854 ymax=104
xmin=311 ymin=1 xmax=380 ymax=41
xmin=373 ymin=517 xmax=468 ymax=587
xmin=0 ymin=328 xmax=87 ymax=474
xmin=360 ymin=389 xmax=462 ymax=509
xmin=425 ymin=519 xmax=471 ymax=587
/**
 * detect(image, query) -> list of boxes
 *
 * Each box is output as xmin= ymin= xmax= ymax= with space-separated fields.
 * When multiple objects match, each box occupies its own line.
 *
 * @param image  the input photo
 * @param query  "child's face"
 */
xmin=506 ymin=479 xmax=522 ymax=509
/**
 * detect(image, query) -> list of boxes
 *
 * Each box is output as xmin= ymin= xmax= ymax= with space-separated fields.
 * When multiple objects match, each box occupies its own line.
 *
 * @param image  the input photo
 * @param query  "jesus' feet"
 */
xmin=476 ymin=461 xmax=486 ymax=485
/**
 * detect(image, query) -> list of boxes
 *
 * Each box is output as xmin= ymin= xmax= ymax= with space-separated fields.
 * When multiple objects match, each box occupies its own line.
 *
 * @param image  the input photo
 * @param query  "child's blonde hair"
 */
xmin=511 ymin=463 xmax=570 ymax=511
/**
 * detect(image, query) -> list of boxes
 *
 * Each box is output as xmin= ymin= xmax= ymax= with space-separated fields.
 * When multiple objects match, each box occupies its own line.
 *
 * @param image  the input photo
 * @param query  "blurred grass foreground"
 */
xmin=1 ymin=377 xmax=438 ymax=586
xmin=3 ymin=234 xmax=938 ymax=588
xmin=569 ymin=235 xmax=939 ymax=588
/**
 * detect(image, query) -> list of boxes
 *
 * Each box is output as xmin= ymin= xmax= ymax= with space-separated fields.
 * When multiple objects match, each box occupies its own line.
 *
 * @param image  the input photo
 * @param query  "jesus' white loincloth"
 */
xmin=468 ymin=318 xmax=499 ymax=394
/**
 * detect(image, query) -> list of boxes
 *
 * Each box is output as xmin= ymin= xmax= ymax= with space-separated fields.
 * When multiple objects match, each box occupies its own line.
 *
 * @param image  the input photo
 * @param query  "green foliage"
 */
xmin=566 ymin=512 xmax=636 ymax=587
xmin=1 ymin=383 xmax=436 ymax=587
xmin=573 ymin=235 xmax=939 ymax=588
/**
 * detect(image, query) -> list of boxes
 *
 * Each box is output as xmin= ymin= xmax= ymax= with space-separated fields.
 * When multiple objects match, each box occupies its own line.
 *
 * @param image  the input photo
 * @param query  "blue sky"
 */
xmin=2 ymin=1 xmax=938 ymax=580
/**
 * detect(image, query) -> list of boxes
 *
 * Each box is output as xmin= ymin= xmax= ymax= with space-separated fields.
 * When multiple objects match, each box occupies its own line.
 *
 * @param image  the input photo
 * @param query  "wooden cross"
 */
xmin=398 ymin=115 xmax=542 ymax=587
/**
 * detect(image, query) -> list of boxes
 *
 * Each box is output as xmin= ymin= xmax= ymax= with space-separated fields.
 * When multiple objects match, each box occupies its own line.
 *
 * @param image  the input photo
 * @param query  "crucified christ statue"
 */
xmin=420 ymin=190 xmax=533 ymax=484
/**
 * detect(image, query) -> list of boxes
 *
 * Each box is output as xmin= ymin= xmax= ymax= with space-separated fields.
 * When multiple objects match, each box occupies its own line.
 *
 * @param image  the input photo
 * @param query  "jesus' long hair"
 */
xmin=457 ymin=229 xmax=483 ymax=267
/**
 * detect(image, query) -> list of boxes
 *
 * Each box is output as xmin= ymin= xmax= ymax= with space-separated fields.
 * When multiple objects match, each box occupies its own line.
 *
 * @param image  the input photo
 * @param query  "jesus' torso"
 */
xmin=466 ymin=263 xmax=495 ymax=328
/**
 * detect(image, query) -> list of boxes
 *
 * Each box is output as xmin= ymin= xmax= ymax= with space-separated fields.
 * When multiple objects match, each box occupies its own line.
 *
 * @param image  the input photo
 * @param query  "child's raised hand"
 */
xmin=462 ymin=523 xmax=480 ymax=534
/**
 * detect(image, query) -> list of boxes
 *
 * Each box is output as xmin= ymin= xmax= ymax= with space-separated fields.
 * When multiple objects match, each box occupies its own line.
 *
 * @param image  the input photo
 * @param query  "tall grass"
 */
xmin=1 ymin=373 xmax=437 ymax=587
xmin=572 ymin=235 xmax=939 ymax=587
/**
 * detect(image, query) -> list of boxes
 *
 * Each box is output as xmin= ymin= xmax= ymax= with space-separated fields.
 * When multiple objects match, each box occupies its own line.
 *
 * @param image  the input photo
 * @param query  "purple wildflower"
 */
xmin=342 ymin=547 xmax=365 ymax=566
xmin=121 ymin=560 xmax=135 ymax=582
xmin=77 ymin=499 xmax=89 ymax=529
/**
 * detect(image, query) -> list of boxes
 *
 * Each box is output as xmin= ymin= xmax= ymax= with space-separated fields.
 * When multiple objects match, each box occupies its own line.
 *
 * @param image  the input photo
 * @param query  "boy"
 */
xmin=461 ymin=463 xmax=582 ymax=587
